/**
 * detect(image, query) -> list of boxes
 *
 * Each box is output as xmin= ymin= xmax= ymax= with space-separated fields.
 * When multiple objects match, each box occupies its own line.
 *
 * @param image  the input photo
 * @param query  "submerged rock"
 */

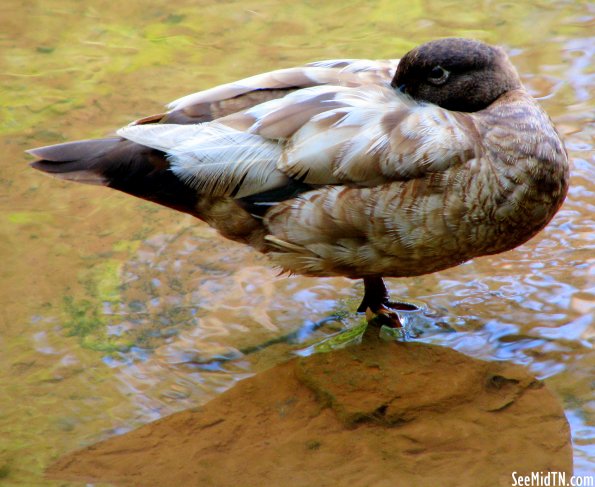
xmin=47 ymin=330 xmax=572 ymax=487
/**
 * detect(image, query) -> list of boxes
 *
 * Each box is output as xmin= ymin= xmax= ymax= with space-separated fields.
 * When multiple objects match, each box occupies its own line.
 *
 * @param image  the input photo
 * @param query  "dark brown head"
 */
xmin=392 ymin=38 xmax=522 ymax=112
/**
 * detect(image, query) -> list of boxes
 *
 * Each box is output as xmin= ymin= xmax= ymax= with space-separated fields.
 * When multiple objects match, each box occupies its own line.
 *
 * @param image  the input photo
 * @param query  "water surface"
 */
xmin=0 ymin=0 xmax=593 ymax=483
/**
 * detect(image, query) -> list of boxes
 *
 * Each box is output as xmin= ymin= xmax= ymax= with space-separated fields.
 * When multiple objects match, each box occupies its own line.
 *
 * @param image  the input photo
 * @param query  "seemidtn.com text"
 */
xmin=512 ymin=472 xmax=594 ymax=487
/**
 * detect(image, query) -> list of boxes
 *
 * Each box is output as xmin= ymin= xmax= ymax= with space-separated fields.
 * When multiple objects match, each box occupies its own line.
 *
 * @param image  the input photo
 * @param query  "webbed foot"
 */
xmin=358 ymin=277 xmax=419 ymax=328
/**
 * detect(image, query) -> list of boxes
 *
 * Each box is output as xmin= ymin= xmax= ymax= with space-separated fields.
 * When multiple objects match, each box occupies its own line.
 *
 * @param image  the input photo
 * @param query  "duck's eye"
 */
xmin=428 ymin=65 xmax=450 ymax=85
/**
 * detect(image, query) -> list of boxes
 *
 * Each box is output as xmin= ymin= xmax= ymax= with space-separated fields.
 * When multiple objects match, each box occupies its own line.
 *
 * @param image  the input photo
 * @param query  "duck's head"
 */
xmin=392 ymin=38 xmax=522 ymax=112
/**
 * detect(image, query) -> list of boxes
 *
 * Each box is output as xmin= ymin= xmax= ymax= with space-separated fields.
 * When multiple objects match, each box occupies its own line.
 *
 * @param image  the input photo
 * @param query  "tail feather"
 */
xmin=28 ymin=138 xmax=121 ymax=185
xmin=28 ymin=138 xmax=199 ymax=214
xmin=27 ymin=138 xmax=119 ymax=162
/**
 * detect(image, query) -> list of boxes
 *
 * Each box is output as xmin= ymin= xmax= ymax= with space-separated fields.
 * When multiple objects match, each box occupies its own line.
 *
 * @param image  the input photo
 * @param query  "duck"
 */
xmin=28 ymin=38 xmax=569 ymax=327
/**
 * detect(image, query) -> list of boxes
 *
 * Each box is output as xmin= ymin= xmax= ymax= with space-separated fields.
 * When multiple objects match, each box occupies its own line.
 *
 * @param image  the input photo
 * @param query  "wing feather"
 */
xmin=164 ymin=60 xmax=399 ymax=121
xmin=263 ymin=86 xmax=477 ymax=185
xmin=117 ymin=123 xmax=288 ymax=198
xmin=119 ymin=62 xmax=476 ymax=201
xmin=167 ymin=66 xmax=384 ymax=112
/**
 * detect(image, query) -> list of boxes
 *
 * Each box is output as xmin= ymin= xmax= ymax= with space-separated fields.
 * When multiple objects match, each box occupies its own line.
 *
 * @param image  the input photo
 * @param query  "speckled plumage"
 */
xmin=261 ymin=89 xmax=567 ymax=278
xmin=28 ymin=38 xmax=569 ymax=320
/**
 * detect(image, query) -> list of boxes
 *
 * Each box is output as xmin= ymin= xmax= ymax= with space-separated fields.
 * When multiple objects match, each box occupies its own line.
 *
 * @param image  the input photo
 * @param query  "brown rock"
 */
xmin=47 ymin=331 xmax=572 ymax=487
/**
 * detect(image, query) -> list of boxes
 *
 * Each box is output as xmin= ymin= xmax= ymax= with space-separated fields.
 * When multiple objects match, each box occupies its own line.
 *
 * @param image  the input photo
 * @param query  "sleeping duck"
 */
xmin=28 ymin=38 xmax=569 ymax=327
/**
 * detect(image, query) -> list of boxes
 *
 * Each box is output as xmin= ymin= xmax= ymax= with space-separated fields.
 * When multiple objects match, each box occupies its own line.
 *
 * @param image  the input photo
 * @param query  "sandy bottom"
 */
xmin=47 ymin=330 xmax=572 ymax=487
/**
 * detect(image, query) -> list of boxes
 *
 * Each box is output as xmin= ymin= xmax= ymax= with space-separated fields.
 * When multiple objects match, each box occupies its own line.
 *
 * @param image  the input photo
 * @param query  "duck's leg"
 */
xmin=357 ymin=277 xmax=418 ymax=328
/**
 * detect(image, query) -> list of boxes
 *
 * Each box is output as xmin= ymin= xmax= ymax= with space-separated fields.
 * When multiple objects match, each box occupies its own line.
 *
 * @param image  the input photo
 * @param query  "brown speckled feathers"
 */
xmin=28 ymin=39 xmax=568 ymax=283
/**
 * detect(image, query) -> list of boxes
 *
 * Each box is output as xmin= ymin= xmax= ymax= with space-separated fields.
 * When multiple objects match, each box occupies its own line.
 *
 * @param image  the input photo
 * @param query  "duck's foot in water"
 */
xmin=357 ymin=276 xmax=420 ymax=328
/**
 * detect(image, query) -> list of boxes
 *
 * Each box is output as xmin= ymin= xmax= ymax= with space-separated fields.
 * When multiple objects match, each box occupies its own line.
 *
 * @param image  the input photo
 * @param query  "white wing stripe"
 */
xmin=117 ymin=123 xmax=287 ymax=198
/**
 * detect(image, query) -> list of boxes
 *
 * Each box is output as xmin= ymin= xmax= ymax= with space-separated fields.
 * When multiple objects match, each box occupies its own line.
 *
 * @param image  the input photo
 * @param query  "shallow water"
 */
xmin=0 ymin=0 xmax=593 ymax=483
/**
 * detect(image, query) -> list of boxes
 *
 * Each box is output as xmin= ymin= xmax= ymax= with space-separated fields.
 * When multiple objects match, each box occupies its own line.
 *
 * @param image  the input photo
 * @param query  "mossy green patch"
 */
xmin=7 ymin=211 xmax=53 ymax=225
xmin=62 ymin=296 xmax=131 ymax=353
xmin=63 ymin=247 xmax=135 ymax=352
xmin=78 ymin=259 xmax=122 ymax=303
xmin=113 ymin=239 xmax=141 ymax=253
xmin=309 ymin=320 xmax=368 ymax=354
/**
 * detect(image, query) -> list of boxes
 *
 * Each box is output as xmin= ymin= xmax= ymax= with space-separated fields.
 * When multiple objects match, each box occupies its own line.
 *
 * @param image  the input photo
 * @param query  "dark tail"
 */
xmin=28 ymin=138 xmax=199 ymax=214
